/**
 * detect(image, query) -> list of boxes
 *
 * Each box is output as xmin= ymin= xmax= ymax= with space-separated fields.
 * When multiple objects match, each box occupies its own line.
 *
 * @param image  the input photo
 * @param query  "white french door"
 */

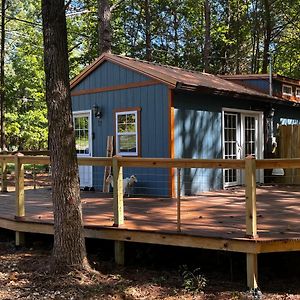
xmin=73 ymin=110 xmax=93 ymax=187
xmin=223 ymin=110 xmax=263 ymax=187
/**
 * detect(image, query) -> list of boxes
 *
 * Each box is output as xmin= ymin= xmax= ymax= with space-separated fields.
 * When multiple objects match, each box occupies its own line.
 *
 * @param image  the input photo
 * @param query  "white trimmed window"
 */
xmin=296 ymin=88 xmax=300 ymax=99
xmin=73 ymin=112 xmax=92 ymax=156
xmin=282 ymin=84 xmax=292 ymax=96
xmin=116 ymin=110 xmax=139 ymax=156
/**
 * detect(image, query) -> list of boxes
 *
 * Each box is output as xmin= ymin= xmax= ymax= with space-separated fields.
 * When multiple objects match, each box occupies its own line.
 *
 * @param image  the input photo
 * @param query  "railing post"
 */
xmin=245 ymin=156 xmax=258 ymax=238
xmin=112 ymin=156 xmax=124 ymax=227
xmin=245 ymin=156 xmax=258 ymax=290
xmin=112 ymin=155 xmax=125 ymax=265
xmin=177 ymin=168 xmax=181 ymax=232
xmin=33 ymin=164 xmax=37 ymax=190
xmin=1 ymin=151 xmax=8 ymax=192
xmin=15 ymin=153 xmax=25 ymax=246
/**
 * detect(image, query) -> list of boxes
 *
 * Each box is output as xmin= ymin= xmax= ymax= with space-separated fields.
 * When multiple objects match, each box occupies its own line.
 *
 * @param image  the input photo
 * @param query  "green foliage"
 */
xmin=180 ymin=265 xmax=207 ymax=293
xmin=5 ymin=108 xmax=48 ymax=150
xmin=2 ymin=0 xmax=300 ymax=151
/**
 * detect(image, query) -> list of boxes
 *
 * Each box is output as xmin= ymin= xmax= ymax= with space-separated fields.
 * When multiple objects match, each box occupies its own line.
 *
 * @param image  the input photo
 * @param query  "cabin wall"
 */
xmin=173 ymin=91 xmax=300 ymax=194
xmin=72 ymin=63 xmax=170 ymax=196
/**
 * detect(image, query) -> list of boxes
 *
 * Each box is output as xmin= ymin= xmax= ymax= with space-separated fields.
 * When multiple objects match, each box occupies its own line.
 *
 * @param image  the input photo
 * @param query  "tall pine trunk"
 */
xmin=0 ymin=0 xmax=6 ymax=150
xmin=41 ymin=0 xmax=89 ymax=272
xmin=203 ymin=0 xmax=211 ymax=73
xmin=98 ymin=0 xmax=112 ymax=54
xmin=262 ymin=0 xmax=271 ymax=73
xmin=144 ymin=0 xmax=151 ymax=61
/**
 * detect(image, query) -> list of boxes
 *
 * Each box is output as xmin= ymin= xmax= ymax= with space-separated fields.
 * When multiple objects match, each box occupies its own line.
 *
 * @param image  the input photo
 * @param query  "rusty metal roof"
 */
xmin=71 ymin=53 xmax=294 ymax=104
xmin=220 ymin=74 xmax=300 ymax=87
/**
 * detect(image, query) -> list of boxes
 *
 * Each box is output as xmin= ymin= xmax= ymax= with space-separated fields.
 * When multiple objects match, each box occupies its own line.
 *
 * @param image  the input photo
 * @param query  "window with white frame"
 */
xmin=73 ymin=113 xmax=91 ymax=155
xmin=282 ymin=84 xmax=292 ymax=96
xmin=116 ymin=110 xmax=139 ymax=156
xmin=296 ymin=88 xmax=300 ymax=99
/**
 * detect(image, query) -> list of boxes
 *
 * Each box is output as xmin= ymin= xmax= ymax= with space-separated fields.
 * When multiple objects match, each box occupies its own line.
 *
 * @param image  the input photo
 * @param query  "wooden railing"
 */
xmin=2 ymin=154 xmax=300 ymax=238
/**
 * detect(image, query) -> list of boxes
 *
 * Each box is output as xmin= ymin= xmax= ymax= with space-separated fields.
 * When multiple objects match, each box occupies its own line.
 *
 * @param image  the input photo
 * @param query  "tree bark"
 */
xmin=0 ymin=0 xmax=6 ymax=150
xmin=41 ymin=0 xmax=89 ymax=272
xmin=144 ymin=0 xmax=151 ymax=61
xmin=98 ymin=0 xmax=112 ymax=54
xmin=262 ymin=0 xmax=271 ymax=73
xmin=203 ymin=0 xmax=211 ymax=73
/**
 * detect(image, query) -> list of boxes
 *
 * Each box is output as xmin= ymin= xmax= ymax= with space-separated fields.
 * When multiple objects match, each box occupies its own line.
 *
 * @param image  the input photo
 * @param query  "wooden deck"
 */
xmin=3 ymin=155 xmax=300 ymax=289
xmin=1 ymin=185 xmax=300 ymax=253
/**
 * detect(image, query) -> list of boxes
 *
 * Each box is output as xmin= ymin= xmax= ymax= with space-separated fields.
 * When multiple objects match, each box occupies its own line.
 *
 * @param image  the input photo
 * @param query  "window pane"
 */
xmin=126 ymin=114 xmax=135 ymax=123
xmin=118 ymin=124 xmax=126 ymax=132
xmin=126 ymin=123 xmax=136 ymax=132
xmin=283 ymin=85 xmax=292 ymax=95
xmin=118 ymin=115 xmax=126 ymax=124
xmin=118 ymin=135 xmax=136 ymax=153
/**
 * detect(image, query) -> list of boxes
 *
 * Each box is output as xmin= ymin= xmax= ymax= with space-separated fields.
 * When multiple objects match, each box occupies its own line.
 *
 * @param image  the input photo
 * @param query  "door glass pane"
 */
xmin=244 ymin=116 xmax=256 ymax=157
xmin=224 ymin=113 xmax=238 ymax=184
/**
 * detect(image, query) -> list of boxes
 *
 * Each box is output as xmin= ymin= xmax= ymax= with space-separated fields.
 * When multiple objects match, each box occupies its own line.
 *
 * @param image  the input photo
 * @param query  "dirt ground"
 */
xmin=0 ymin=232 xmax=300 ymax=300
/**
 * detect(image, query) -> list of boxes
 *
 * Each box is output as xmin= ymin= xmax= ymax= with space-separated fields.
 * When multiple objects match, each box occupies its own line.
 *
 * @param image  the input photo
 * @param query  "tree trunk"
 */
xmin=41 ymin=0 xmax=89 ymax=272
xmin=98 ymin=0 xmax=112 ymax=54
xmin=0 ymin=0 xmax=6 ymax=150
xmin=144 ymin=0 xmax=151 ymax=61
xmin=203 ymin=0 xmax=211 ymax=73
xmin=262 ymin=0 xmax=271 ymax=73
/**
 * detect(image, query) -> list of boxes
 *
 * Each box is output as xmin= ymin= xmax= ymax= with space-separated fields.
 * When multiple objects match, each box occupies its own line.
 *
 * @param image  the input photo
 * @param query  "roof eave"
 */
xmin=175 ymin=83 xmax=300 ymax=107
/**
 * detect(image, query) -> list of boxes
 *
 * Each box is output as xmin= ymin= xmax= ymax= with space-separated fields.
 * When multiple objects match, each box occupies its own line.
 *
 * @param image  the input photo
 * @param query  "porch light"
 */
xmin=92 ymin=105 xmax=102 ymax=119
xmin=267 ymin=107 xmax=275 ymax=118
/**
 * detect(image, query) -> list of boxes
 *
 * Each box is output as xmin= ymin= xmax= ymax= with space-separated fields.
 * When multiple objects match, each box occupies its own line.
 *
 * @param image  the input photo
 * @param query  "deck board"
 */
xmin=1 ymin=185 xmax=300 ymax=242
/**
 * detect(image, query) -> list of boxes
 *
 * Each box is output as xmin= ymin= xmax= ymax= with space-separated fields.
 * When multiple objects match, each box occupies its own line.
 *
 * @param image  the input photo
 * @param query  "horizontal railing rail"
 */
xmin=1 ymin=153 xmax=300 ymax=237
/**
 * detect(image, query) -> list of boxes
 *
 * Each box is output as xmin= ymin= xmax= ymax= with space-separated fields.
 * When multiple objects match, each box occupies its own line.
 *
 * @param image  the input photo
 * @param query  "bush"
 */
xmin=180 ymin=265 xmax=207 ymax=293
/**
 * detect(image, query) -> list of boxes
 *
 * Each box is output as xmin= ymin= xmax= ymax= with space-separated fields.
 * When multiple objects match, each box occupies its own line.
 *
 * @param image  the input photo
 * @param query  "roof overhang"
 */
xmin=175 ymin=82 xmax=300 ymax=107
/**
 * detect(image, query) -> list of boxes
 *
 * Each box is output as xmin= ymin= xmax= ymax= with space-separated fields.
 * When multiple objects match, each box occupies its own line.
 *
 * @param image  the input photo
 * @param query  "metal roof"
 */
xmin=220 ymin=74 xmax=300 ymax=87
xmin=71 ymin=53 xmax=295 ymax=105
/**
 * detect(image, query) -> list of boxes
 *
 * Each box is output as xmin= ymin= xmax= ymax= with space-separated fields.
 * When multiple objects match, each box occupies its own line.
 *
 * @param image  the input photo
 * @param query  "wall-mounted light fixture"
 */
xmin=267 ymin=107 xmax=275 ymax=118
xmin=92 ymin=105 xmax=102 ymax=119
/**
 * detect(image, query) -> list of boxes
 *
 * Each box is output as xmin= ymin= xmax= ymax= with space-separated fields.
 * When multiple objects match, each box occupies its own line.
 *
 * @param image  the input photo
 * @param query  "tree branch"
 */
xmin=110 ymin=0 xmax=125 ymax=12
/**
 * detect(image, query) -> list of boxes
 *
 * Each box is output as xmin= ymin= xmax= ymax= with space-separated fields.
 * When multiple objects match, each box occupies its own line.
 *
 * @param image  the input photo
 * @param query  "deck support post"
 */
xmin=112 ymin=156 xmax=125 ymax=265
xmin=15 ymin=153 xmax=25 ymax=246
xmin=1 ymin=154 xmax=7 ymax=192
xmin=246 ymin=253 xmax=258 ymax=290
xmin=245 ymin=156 xmax=258 ymax=290
xmin=114 ymin=240 xmax=125 ymax=265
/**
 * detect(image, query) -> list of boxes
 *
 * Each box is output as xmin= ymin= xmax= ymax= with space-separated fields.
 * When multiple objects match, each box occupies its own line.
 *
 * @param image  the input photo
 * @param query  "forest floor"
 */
xmin=1 ymin=231 xmax=300 ymax=300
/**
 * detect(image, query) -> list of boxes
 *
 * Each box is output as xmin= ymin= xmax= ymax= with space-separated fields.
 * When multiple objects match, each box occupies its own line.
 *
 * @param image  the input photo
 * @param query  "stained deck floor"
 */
xmin=1 ymin=185 xmax=300 ymax=241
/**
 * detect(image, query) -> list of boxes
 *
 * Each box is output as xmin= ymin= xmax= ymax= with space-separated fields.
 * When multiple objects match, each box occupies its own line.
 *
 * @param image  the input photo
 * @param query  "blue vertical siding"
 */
xmin=72 ymin=79 xmax=170 ymax=196
xmin=174 ymin=93 xmax=223 ymax=194
xmin=72 ymin=61 xmax=150 ymax=92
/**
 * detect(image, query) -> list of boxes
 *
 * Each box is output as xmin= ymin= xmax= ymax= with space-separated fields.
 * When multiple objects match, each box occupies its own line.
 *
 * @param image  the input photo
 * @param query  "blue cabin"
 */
xmin=71 ymin=54 xmax=300 ymax=197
